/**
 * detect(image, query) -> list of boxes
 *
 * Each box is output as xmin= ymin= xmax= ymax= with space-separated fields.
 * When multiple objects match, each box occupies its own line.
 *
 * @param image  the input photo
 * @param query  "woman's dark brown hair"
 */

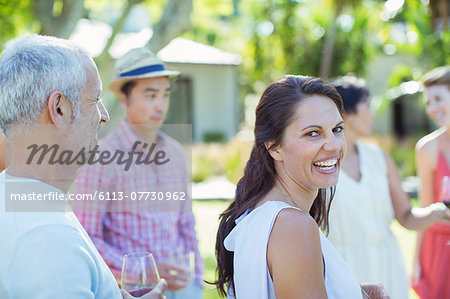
xmin=213 ymin=75 xmax=344 ymax=296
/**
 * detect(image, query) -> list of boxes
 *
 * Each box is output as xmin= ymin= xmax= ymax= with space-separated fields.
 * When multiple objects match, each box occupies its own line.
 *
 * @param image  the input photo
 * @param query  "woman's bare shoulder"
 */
xmin=275 ymin=207 xmax=317 ymax=228
xmin=267 ymin=207 xmax=325 ymax=297
xmin=416 ymin=129 xmax=442 ymax=153
xmin=269 ymin=207 xmax=320 ymax=249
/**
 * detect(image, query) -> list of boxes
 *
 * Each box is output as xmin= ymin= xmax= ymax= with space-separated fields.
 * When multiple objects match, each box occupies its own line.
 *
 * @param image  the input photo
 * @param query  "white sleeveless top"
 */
xmin=224 ymin=200 xmax=362 ymax=299
xmin=327 ymin=142 xmax=408 ymax=299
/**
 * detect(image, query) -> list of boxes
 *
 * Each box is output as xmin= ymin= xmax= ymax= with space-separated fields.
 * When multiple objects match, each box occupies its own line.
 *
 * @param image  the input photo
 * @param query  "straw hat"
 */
xmin=109 ymin=47 xmax=180 ymax=94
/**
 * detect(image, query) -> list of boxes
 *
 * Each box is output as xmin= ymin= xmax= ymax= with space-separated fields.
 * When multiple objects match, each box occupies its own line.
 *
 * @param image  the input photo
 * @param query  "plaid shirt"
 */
xmin=72 ymin=120 xmax=203 ymax=284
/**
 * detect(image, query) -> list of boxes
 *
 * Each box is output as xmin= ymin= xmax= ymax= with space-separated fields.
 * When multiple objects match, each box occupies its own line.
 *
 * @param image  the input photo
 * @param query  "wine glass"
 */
xmin=166 ymin=251 xmax=195 ymax=284
xmin=121 ymin=252 xmax=160 ymax=297
xmin=441 ymin=176 xmax=450 ymax=208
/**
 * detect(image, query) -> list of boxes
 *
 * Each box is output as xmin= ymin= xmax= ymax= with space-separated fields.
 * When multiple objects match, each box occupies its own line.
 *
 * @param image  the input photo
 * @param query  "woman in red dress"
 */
xmin=413 ymin=66 xmax=450 ymax=299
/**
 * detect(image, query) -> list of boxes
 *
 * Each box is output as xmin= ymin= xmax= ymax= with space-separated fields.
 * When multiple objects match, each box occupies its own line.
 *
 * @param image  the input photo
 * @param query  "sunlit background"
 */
xmin=1 ymin=0 xmax=448 ymax=298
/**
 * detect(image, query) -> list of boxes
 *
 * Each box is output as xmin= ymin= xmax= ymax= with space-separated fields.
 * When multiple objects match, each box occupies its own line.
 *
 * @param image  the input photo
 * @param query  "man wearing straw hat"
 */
xmin=73 ymin=47 xmax=203 ymax=299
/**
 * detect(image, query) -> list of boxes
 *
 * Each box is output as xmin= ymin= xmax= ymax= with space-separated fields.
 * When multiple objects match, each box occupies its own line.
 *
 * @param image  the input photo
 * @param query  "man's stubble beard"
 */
xmin=67 ymin=114 xmax=99 ymax=155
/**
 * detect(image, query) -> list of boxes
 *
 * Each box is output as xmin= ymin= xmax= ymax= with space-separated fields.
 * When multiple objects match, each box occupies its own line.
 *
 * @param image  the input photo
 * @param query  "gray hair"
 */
xmin=0 ymin=34 xmax=90 ymax=137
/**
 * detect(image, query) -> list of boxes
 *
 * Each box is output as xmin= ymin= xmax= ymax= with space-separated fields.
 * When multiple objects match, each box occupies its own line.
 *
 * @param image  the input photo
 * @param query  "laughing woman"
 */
xmin=413 ymin=66 xmax=450 ymax=299
xmin=214 ymin=75 xmax=389 ymax=299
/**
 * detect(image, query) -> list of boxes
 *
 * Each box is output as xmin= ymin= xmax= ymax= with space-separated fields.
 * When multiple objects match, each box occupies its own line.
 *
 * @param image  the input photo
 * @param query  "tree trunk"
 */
xmin=98 ymin=0 xmax=145 ymax=60
xmin=439 ymin=0 xmax=448 ymax=31
xmin=146 ymin=0 xmax=193 ymax=53
xmin=319 ymin=5 xmax=343 ymax=79
xmin=428 ymin=0 xmax=448 ymax=32
xmin=32 ymin=0 xmax=193 ymax=56
xmin=33 ymin=0 xmax=85 ymax=39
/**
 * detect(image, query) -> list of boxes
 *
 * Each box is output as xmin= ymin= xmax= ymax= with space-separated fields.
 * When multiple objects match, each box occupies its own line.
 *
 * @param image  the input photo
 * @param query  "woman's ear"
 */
xmin=265 ymin=141 xmax=283 ymax=162
xmin=47 ymin=92 xmax=72 ymax=128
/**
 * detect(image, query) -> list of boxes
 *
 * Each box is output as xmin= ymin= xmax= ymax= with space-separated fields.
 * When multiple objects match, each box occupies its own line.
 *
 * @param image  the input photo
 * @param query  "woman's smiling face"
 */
xmin=424 ymin=84 xmax=450 ymax=127
xmin=274 ymin=95 xmax=346 ymax=192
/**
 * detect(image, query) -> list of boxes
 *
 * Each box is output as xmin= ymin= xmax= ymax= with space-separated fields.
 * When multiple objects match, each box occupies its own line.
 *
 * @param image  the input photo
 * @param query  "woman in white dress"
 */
xmin=327 ymin=76 xmax=450 ymax=299
xmin=213 ymin=75 xmax=390 ymax=299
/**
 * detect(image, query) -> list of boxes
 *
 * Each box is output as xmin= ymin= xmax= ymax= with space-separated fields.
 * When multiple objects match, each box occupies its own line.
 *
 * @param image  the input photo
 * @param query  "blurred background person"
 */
xmin=73 ymin=48 xmax=203 ymax=299
xmin=327 ymin=76 xmax=450 ymax=299
xmin=412 ymin=66 xmax=450 ymax=299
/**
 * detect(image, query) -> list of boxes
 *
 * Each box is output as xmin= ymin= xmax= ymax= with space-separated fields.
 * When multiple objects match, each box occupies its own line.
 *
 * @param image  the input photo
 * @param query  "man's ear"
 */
xmin=118 ymin=92 xmax=129 ymax=108
xmin=47 ymin=92 xmax=72 ymax=128
xmin=265 ymin=141 xmax=283 ymax=162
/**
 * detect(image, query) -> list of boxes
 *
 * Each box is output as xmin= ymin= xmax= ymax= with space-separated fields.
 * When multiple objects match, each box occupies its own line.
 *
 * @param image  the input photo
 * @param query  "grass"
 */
xmin=192 ymin=200 xmax=225 ymax=299
xmin=193 ymin=199 xmax=420 ymax=299
xmin=391 ymin=221 xmax=419 ymax=299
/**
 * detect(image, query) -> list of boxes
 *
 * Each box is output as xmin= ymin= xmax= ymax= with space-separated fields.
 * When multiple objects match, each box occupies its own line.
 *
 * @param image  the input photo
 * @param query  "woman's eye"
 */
xmin=306 ymin=131 xmax=319 ymax=137
xmin=333 ymin=126 xmax=344 ymax=133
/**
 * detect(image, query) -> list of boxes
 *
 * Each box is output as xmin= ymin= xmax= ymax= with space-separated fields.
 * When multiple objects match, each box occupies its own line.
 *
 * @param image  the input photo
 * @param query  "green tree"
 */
xmin=397 ymin=0 xmax=449 ymax=67
xmin=0 ymin=0 xmax=193 ymax=55
xmin=229 ymin=0 xmax=383 ymax=93
xmin=0 ymin=0 xmax=195 ymax=125
xmin=0 ymin=0 xmax=37 ymax=49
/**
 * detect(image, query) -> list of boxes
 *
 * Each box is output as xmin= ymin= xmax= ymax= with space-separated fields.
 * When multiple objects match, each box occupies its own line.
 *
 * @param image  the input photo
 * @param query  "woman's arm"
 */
xmin=384 ymin=147 xmax=449 ymax=230
xmin=267 ymin=208 xmax=327 ymax=299
xmin=412 ymin=138 xmax=438 ymax=284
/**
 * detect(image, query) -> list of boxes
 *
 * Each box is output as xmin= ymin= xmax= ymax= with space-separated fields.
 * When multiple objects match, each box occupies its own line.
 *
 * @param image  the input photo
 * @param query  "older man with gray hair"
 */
xmin=0 ymin=34 xmax=166 ymax=299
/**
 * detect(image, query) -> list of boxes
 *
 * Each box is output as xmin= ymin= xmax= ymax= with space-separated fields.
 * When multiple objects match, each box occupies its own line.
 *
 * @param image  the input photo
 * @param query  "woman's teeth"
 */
xmin=314 ymin=159 xmax=337 ymax=170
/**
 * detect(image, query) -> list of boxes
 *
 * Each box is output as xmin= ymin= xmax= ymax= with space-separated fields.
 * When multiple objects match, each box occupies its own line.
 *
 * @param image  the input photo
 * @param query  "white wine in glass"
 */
xmin=166 ymin=251 xmax=195 ymax=283
xmin=441 ymin=176 xmax=450 ymax=209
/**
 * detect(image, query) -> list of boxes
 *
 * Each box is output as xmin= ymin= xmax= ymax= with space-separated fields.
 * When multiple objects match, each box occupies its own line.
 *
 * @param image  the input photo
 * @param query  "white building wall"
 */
xmin=366 ymin=53 xmax=423 ymax=136
xmin=165 ymin=63 xmax=239 ymax=142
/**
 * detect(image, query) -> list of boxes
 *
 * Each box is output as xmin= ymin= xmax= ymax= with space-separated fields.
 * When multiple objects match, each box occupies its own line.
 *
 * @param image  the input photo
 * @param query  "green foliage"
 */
xmin=0 ymin=0 xmax=37 ymax=49
xmin=222 ymin=138 xmax=252 ymax=184
xmin=192 ymin=155 xmax=219 ymax=183
xmin=190 ymin=0 xmax=385 ymax=94
xmin=395 ymin=0 xmax=450 ymax=67
xmin=390 ymin=142 xmax=417 ymax=178
xmin=387 ymin=64 xmax=414 ymax=88
xmin=182 ymin=0 xmax=237 ymax=48
xmin=223 ymin=149 xmax=242 ymax=184
xmin=201 ymin=255 xmax=220 ymax=299
xmin=185 ymin=0 xmax=447 ymax=98
xmin=378 ymin=136 xmax=419 ymax=178
xmin=2 ymin=0 xmax=447 ymax=110
xmin=203 ymin=132 xmax=225 ymax=143
xmin=192 ymin=139 xmax=252 ymax=183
